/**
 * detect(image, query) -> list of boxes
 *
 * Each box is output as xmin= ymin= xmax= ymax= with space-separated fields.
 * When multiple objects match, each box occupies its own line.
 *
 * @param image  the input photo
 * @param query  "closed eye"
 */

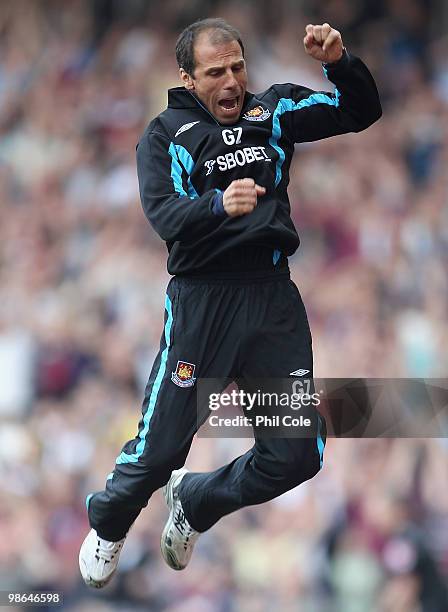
xmin=206 ymin=62 xmax=245 ymax=78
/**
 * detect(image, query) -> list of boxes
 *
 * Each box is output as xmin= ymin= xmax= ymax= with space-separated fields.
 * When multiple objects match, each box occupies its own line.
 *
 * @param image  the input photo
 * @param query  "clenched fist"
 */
xmin=223 ymin=178 xmax=266 ymax=217
xmin=303 ymin=23 xmax=344 ymax=64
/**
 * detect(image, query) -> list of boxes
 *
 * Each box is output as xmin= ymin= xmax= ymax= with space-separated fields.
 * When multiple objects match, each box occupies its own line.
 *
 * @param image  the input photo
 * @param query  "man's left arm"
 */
xmin=280 ymin=23 xmax=382 ymax=143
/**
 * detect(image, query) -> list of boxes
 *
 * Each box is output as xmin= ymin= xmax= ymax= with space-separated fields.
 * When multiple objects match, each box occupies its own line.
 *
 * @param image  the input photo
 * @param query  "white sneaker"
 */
xmin=161 ymin=468 xmax=200 ymax=570
xmin=79 ymin=528 xmax=126 ymax=588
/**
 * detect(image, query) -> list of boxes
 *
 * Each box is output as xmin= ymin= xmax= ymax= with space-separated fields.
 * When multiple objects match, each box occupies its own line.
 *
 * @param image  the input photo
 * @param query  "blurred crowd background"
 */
xmin=0 ymin=0 xmax=447 ymax=610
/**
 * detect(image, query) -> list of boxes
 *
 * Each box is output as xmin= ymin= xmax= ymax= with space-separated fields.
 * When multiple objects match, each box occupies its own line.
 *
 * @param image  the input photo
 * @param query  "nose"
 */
xmin=223 ymin=68 xmax=238 ymax=90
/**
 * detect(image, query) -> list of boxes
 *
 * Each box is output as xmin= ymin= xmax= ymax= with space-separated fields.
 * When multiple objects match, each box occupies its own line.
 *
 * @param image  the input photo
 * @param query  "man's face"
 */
xmin=180 ymin=33 xmax=248 ymax=125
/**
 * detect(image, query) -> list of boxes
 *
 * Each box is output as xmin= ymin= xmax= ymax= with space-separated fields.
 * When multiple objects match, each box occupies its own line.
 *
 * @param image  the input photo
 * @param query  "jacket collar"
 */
xmin=168 ymin=87 xmax=199 ymax=109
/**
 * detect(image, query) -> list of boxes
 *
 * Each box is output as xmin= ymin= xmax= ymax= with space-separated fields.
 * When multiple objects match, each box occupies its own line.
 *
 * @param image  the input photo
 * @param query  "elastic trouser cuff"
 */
xmin=87 ymin=493 xmax=140 ymax=541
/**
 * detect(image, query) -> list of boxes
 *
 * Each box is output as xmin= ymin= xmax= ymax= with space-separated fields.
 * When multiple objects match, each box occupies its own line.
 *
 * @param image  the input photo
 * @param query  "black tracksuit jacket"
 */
xmin=136 ymin=50 xmax=382 ymax=276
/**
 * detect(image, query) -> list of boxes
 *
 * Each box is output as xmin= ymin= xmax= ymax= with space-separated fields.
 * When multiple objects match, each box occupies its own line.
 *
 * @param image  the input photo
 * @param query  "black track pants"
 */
xmin=87 ymin=272 xmax=326 ymax=540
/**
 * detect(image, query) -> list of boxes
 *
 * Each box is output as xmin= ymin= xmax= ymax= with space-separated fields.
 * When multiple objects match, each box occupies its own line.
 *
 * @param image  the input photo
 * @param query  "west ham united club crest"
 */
xmin=243 ymin=105 xmax=271 ymax=122
xmin=171 ymin=361 xmax=196 ymax=388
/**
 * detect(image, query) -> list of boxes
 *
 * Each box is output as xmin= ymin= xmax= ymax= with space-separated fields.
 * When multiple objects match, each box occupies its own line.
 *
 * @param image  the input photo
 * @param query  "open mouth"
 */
xmin=218 ymin=96 xmax=239 ymax=113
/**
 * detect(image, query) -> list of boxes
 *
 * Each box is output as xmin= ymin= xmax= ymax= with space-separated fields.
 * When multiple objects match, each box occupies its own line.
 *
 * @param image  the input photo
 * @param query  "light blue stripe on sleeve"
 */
xmin=168 ymin=142 xmax=187 ymax=196
xmin=273 ymin=249 xmax=281 ymax=265
xmin=116 ymin=294 xmax=173 ymax=464
xmin=316 ymin=414 xmax=325 ymax=468
xmin=269 ymin=90 xmax=340 ymax=187
xmin=168 ymin=143 xmax=199 ymax=199
xmin=323 ymin=66 xmax=340 ymax=106
xmin=85 ymin=493 xmax=93 ymax=511
xmin=175 ymin=145 xmax=199 ymax=198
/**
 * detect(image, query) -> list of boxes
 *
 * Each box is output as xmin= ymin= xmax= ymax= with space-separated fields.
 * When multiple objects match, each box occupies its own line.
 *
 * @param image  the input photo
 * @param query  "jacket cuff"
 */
xmin=211 ymin=191 xmax=227 ymax=217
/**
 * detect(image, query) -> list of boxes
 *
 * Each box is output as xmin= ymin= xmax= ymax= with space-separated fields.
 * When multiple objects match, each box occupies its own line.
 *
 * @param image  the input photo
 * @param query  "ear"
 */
xmin=179 ymin=68 xmax=195 ymax=90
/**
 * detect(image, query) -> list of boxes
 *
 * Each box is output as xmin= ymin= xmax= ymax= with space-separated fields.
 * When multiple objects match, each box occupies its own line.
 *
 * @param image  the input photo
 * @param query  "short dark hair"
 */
xmin=175 ymin=18 xmax=245 ymax=77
